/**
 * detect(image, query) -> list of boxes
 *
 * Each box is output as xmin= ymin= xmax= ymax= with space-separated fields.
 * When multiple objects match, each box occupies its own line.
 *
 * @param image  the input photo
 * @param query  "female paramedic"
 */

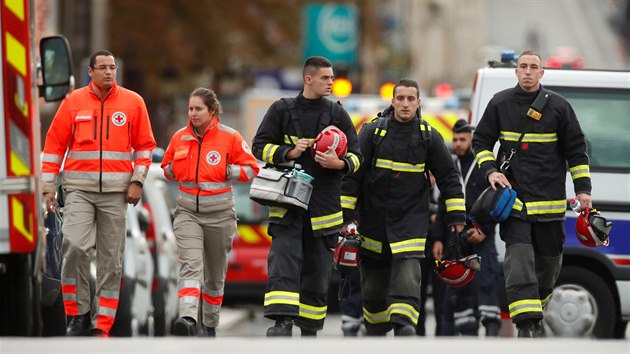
xmin=161 ymin=87 xmax=259 ymax=336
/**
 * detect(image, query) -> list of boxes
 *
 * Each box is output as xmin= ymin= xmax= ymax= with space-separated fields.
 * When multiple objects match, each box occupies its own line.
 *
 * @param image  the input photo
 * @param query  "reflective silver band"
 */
xmin=133 ymin=150 xmax=152 ymax=160
xmin=178 ymin=190 xmax=233 ymax=204
xmin=180 ymin=181 xmax=232 ymax=190
xmin=42 ymin=172 xmax=57 ymax=182
xmin=178 ymin=279 xmax=201 ymax=291
xmin=67 ymin=150 xmax=132 ymax=160
xmin=99 ymin=290 xmax=119 ymax=299
xmin=97 ymin=305 xmax=117 ymax=317
xmin=42 ymin=153 xmax=63 ymax=164
xmin=203 ymin=287 xmax=224 ymax=297
xmin=63 ymin=171 xmax=132 ymax=181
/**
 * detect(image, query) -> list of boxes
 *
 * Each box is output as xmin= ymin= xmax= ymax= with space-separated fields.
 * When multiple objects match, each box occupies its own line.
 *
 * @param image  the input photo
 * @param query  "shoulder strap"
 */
xmin=514 ymin=88 xmax=551 ymax=155
xmin=504 ymin=88 xmax=551 ymax=166
xmin=280 ymin=97 xmax=302 ymax=139
xmin=526 ymin=88 xmax=551 ymax=121
xmin=330 ymin=100 xmax=341 ymax=126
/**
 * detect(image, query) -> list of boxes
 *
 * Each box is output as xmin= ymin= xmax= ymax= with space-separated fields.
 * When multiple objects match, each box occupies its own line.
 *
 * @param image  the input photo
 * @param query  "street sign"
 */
xmin=303 ymin=4 xmax=358 ymax=65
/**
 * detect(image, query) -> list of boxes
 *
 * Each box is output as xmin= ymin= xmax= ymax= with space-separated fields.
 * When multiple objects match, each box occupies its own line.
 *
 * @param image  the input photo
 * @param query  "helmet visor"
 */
xmin=457 ymin=254 xmax=481 ymax=271
xmin=589 ymin=213 xmax=612 ymax=244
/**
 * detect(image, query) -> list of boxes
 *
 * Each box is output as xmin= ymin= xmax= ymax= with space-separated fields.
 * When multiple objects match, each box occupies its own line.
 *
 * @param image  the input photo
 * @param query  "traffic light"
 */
xmin=379 ymin=82 xmax=395 ymax=100
xmin=332 ymin=77 xmax=352 ymax=97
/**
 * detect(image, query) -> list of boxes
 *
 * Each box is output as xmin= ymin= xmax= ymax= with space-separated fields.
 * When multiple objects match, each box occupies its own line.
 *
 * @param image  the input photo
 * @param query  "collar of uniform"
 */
xmin=187 ymin=116 xmax=219 ymax=139
xmin=89 ymin=80 xmax=118 ymax=101
xmin=513 ymin=83 xmax=539 ymax=104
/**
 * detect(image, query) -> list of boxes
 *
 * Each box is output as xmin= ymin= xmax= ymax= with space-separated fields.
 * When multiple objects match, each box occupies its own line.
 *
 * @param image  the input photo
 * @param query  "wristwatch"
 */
xmin=132 ymin=180 xmax=143 ymax=188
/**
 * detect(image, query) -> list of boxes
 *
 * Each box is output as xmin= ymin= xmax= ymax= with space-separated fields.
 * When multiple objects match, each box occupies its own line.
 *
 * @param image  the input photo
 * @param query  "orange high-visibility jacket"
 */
xmin=161 ymin=117 xmax=259 ymax=213
xmin=42 ymin=81 xmax=156 ymax=193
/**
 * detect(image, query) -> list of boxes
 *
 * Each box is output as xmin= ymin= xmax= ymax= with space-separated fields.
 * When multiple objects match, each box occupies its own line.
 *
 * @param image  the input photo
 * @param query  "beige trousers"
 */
xmin=60 ymin=190 xmax=127 ymax=333
xmin=173 ymin=206 xmax=236 ymax=328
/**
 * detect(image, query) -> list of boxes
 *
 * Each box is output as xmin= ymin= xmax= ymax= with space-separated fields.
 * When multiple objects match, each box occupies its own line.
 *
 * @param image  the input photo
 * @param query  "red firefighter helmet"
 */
xmin=576 ymin=209 xmax=612 ymax=247
xmin=312 ymin=126 xmax=347 ymax=158
xmin=435 ymin=254 xmax=481 ymax=287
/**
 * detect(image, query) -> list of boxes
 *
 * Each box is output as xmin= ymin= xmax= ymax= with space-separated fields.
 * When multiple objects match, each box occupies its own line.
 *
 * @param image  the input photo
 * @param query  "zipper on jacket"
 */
xmin=195 ymin=136 xmax=203 ymax=213
xmin=106 ymin=115 xmax=110 ymax=139
xmin=99 ymin=102 xmax=104 ymax=192
xmin=93 ymin=116 xmax=97 ymax=140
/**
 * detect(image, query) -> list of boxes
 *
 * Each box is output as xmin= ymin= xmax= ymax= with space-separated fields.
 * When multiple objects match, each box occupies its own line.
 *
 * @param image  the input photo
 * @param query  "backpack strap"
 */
xmin=280 ymin=97 xmax=302 ymax=139
xmin=370 ymin=113 xmax=433 ymax=167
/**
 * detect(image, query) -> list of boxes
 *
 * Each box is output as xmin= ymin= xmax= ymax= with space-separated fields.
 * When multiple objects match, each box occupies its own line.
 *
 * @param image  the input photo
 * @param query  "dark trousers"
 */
xmin=264 ymin=211 xmax=336 ymax=331
xmin=500 ymin=217 xmax=564 ymax=324
xmin=340 ymin=270 xmax=362 ymax=318
xmin=360 ymin=256 xmax=422 ymax=333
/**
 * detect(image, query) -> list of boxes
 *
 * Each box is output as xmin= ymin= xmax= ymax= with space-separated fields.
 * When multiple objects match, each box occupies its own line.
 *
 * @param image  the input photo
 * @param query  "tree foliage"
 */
xmin=109 ymin=0 xmax=309 ymax=95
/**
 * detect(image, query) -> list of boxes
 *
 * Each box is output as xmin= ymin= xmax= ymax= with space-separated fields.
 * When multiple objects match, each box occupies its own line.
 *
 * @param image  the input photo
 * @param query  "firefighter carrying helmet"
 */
xmin=312 ymin=125 xmax=348 ymax=158
xmin=435 ymin=254 xmax=481 ymax=287
xmin=576 ymin=208 xmax=612 ymax=247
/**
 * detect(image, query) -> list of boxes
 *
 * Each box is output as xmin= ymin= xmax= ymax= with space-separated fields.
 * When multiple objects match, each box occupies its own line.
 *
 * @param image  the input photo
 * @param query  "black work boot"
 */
xmin=532 ymin=320 xmax=546 ymax=338
xmin=516 ymin=319 xmax=534 ymax=338
xmin=204 ymin=326 xmax=216 ymax=337
xmin=172 ymin=316 xmax=197 ymax=336
xmin=266 ymin=317 xmax=293 ymax=337
xmin=301 ymin=328 xmax=317 ymax=337
xmin=66 ymin=313 xmax=91 ymax=336
xmin=484 ymin=321 xmax=500 ymax=337
xmin=394 ymin=324 xmax=416 ymax=336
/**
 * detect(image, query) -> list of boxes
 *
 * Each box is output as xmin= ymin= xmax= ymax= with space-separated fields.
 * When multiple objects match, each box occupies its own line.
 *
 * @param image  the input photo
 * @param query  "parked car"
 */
xmin=109 ymin=203 xmax=155 ymax=337
xmin=224 ymin=182 xmax=270 ymax=300
xmin=143 ymin=162 xmax=179 ymax=336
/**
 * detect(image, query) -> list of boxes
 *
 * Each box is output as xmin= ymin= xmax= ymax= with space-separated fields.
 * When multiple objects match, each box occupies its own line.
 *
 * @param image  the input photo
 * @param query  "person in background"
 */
xmin=417 ymin=172 xmax=448 ymax=336
xmin=339 ymin=270 xmax=363 ymax=336
xmin=433 ymin=119 xmax=501 ymax=337
xmin=41 ymin=50 xmax=156 ymax=336
xmin=341 ymin=78 xmax=465 ymax=336
xmin=472 ymin=50 xmax=592 ymax=337
xmin=252 ymin=56 xmax=362 ymax=337
xmin=162 ymin=88 xmax=259 ymax=336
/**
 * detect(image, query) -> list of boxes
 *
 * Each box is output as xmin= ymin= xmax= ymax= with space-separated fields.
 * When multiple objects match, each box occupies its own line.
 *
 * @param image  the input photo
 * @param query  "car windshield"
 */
xmin=548 ymin=87 xmax=630 ymax=171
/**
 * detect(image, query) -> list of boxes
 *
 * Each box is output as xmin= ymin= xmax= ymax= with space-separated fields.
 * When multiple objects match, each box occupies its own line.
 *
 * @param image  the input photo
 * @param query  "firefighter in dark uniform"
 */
xmin=472 ymin=50 xmax=592 ymax=337
xmin=252 ymin=56 xmax=362 ymax=337
xmin=341 ymin=78 xmax=465 ymax=336
xmin=433 ymin=119 xmax=501 ymax=337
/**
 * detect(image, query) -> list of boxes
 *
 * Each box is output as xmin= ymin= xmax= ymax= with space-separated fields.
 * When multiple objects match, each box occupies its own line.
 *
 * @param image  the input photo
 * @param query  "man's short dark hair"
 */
xmin=393 ymin=78 xmax=420 ymax=98
xmin=89 ymin=50 xmax=114 ymax=68
xmin=302 ymin=56 xmax=333 ymax=78
xmin=519 ymin=50 xmax=542 ymax=62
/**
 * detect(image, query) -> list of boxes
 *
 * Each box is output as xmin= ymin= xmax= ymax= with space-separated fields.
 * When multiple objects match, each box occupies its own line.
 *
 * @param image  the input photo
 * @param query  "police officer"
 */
xmin=252 ymin=56 xmax=362 ymax=337
xmin=433 ymin=119 xmax=501 ymax=337
xmin=341 ymin=78 xmax=465 ymax=336
xmin=472 ymin=50 xmax=592 ymax=337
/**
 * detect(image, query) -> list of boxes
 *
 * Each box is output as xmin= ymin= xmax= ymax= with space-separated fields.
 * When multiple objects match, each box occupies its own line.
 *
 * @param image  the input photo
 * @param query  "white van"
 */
xmin=469 ymin=60 xmax=630 ymax=338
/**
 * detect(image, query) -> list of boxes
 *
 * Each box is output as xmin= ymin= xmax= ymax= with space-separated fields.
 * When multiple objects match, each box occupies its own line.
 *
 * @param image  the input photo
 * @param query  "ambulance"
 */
xmin=0 ymin=0 xmax=73 ymax=335
xmin=469 ymin=53 xmax=630 ymax=338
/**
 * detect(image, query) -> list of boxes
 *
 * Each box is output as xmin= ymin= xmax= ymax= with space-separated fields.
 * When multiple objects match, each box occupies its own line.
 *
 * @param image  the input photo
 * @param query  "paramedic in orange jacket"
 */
xmin=161 ymin=87 xmax=259 ymax=337
xmin=41 ymin=50 xmax=156 ymax=336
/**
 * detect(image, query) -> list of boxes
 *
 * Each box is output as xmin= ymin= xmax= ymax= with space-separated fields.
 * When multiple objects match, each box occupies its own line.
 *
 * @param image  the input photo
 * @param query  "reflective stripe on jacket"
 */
xmin=42 ymin=81 xmax=156 ymax=193
xmin=161 ymin=117 xmax=259 ymax=213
